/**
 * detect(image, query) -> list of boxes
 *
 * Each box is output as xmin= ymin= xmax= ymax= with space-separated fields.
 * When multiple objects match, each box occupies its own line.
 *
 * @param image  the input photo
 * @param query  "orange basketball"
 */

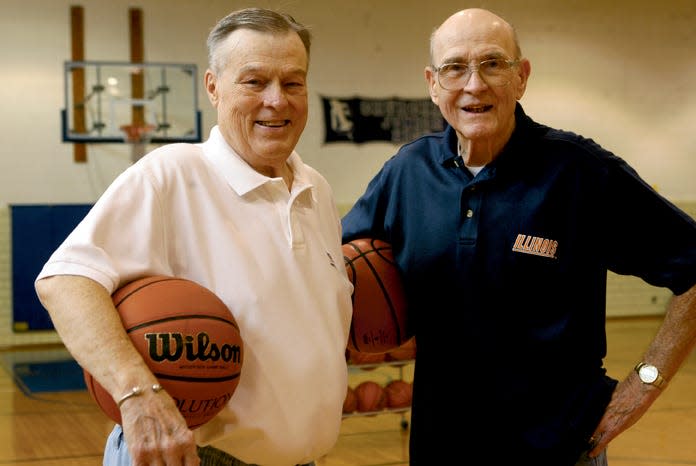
xmin=343 ymin=238 xmax=409 ymax=353
xmin=384 ymin=380 xmax=413 ymax=409
xmin=386 ymin=337 xmax=417 ymax=363
xmin=83 ymin=276 xmax=244 ymax=429
xmin=354 ymin=381 xmax=386 ymax=413
xmin=346 ymin=347 xmax=386 ymax=370
xmin=343 ymin=385 xmax=358 ymax=414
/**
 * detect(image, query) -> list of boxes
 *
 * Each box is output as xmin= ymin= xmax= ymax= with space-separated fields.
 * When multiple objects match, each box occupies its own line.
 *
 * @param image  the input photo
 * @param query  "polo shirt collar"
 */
xmin=438 ymin=125 xmax=460 ymax=168
xmin=201 ymin=125 xmax=309 ymax=196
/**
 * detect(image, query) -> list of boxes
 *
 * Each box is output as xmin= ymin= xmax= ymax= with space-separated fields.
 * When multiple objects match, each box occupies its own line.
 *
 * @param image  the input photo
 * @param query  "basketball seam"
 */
xmin=114 ymin=276 xmax=180 ymax=307
xmin=344 ymin=241 xmax=395 ymax=265
xmin=360 ymin=255 xmax=396 ymax=318
xmin=153 ymin=372 xmax=241 ymax=383
xmin=126 ymin=314 xmax=240 ymax=333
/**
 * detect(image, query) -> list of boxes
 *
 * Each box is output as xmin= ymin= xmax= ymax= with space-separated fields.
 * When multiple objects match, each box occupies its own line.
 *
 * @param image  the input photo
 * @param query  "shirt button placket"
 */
xmin=459 ymin=182 xmax=480 ymax=245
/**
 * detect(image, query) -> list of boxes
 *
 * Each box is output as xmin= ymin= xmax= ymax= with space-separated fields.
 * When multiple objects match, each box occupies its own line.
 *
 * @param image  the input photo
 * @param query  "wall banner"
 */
xmin=321 ymin=96 xmax=446 ymax=144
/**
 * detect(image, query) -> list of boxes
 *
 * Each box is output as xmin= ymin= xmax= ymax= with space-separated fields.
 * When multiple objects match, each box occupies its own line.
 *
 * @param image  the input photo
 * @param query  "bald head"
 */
xmin=424 ymin=8 xmax=530 ymax=164
xmin=430 ymin=8 xmax=521 ymax=65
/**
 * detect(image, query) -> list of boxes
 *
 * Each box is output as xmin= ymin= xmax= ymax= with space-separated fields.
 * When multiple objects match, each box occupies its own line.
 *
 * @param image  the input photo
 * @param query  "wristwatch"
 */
xmin=634 ymin=362 xmax=666 ymax=388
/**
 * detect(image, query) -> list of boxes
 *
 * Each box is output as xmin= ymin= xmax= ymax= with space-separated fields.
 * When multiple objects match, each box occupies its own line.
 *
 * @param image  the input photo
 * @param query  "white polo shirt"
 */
xmin=37 ymin=126 xmax=354 ymax=466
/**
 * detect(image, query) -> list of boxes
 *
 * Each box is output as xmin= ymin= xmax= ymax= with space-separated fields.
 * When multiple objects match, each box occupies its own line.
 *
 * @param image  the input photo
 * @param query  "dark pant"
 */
xmin=197 ymin=445 xmax=315 ymax=466
xmin=574 ymin=448 xmax=608 ymax=466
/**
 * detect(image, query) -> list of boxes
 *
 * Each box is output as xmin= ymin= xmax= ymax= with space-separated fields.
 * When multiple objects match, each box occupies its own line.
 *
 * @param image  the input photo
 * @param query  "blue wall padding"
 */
xmin=11 ymin=204 xmax=92 ymax=331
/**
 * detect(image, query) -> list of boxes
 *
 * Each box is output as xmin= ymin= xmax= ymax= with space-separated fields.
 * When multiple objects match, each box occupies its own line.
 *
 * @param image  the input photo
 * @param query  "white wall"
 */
xmin=0 ymin=0 xmax=694 ymax=207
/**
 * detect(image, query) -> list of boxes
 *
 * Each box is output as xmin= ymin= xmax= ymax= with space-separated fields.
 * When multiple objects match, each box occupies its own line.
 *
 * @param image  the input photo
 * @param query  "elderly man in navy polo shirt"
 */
xmin=342 ymin=8 xmax=696 ymax=466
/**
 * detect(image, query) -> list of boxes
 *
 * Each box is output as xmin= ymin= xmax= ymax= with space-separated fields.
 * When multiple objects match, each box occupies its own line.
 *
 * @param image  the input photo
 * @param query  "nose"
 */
xmin=462 ymin=67 xmax=488 ymax=91
xmin=262 ymin=81 xmax=288 ymax=107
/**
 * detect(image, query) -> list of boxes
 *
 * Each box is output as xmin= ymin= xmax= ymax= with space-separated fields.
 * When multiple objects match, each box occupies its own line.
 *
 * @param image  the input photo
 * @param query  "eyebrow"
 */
xmin=237 ymin=64 xmax=307 ymax=77
xmin=441 ymin=51 xmax=508 ymax=64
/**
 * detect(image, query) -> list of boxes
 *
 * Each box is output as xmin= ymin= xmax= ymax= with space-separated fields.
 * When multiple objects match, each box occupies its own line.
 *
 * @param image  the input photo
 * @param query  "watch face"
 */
xmin=639 ymin=365 xmax=659 ymax=383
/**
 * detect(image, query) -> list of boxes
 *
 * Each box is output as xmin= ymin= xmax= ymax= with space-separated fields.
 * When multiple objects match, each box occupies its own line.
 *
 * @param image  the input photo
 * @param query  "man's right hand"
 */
xmin=120 ymin=387 xmax=200 ymax=465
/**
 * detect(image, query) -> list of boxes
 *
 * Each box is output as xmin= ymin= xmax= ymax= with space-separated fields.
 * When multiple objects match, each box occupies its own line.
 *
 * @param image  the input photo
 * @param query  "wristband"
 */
xmin=117 ymin=383 xmax=164 ymax=408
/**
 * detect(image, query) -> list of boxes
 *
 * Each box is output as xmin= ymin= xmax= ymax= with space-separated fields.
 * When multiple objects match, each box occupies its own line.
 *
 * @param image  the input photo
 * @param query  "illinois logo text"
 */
xmin=512 ymin=234 xmax=558 ymax=259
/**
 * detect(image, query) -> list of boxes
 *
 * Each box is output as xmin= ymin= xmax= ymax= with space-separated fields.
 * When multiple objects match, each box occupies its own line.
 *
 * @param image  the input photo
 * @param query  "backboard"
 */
xmin=62 ymin=60 xmax=202 ymax=143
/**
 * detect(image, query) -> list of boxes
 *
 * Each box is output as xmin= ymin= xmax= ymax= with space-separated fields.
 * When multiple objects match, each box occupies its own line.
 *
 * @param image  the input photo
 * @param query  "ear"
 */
xmin=514 ymin=59 xmax=531 ymax=100
xmin=425 ymin=66 xmax=439 ymax=106
xmin=204 ymin=69 xmax=219 ymax=107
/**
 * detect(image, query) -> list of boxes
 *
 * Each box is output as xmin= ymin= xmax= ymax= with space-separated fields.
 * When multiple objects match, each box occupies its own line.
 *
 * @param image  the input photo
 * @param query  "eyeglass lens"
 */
xmin=437 ymin=59 xmax=514 ymax=89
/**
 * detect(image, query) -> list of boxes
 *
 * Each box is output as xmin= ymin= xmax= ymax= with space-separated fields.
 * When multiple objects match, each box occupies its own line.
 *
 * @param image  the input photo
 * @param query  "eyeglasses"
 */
xmin=433 ymin=58 xmax=520 ymax=90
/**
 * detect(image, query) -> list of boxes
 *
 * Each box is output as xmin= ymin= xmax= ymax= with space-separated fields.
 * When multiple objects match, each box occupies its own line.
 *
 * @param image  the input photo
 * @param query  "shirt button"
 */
xmin=466 ymin=209 xmax=474 ymax=218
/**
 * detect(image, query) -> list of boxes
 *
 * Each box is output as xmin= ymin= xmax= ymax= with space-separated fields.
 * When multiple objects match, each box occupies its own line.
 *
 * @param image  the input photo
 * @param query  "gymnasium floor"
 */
xmin=1 ymin=316 xmax=695 ymax=466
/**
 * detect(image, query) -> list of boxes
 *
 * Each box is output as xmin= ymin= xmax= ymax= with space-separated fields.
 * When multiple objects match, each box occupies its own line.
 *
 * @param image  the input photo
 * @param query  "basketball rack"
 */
xmin=343 ymin=359 xmax=413 ymax=431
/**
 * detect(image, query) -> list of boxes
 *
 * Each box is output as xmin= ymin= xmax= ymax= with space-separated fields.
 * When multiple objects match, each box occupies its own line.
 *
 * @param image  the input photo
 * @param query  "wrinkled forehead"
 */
xmin=432 ymin=12 xmax=516 ymax=63
xmin=218 ymin=28 xmax=308 ymax=72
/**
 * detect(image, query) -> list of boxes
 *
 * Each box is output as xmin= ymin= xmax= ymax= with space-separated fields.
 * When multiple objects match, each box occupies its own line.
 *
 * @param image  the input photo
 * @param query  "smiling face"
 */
xmin=425 ymin=9 xmax=531 ymax=162
xmin=204 ymin=29 xmax=308 ymax=177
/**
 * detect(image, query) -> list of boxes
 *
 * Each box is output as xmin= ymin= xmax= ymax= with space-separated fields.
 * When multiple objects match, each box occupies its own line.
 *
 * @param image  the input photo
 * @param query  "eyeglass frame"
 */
xmin=431 ymin=57 xmax=521 ymax=90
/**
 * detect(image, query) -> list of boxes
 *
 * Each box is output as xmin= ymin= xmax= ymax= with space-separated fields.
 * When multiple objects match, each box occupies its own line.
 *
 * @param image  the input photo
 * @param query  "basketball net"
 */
xmin=120 ymin=123 xmax=156 ymax=163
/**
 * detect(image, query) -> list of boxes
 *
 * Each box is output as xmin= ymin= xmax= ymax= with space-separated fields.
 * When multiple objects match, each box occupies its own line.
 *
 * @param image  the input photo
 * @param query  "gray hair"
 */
xmin=207 ymin=8 xmax=312 ymax=74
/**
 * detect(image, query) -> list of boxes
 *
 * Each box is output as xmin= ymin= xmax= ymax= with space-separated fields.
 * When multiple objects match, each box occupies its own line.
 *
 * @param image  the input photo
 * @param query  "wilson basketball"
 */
xmin=342 ymin=238 xmax=409 ymax=353
xmin=384 ymin=380 xmax=413 ymax=409
xmin=83 ymin=276 xmax=244 ymax=429
xmin=355 ymin=380 xmax=386 ymax=413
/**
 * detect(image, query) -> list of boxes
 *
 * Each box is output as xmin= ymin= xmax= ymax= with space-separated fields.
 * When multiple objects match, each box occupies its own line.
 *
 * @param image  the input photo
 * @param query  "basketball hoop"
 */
xmin=120 ymin=123 xmax=156 ymax=163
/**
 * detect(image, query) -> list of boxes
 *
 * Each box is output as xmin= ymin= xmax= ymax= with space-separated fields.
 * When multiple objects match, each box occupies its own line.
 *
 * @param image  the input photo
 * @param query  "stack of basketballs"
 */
xmin=343 ymin=337 xmax=415 ymax=415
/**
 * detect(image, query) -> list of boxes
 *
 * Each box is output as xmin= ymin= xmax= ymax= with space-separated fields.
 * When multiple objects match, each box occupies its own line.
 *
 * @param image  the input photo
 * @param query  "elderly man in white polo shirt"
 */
xmin=34 ymin=8 xmax=353 ymax=466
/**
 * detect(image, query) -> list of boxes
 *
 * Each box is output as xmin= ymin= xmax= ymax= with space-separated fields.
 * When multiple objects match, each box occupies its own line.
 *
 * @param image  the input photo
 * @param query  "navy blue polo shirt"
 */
xmin=341 ymin=103 xmax=696 ymax=464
